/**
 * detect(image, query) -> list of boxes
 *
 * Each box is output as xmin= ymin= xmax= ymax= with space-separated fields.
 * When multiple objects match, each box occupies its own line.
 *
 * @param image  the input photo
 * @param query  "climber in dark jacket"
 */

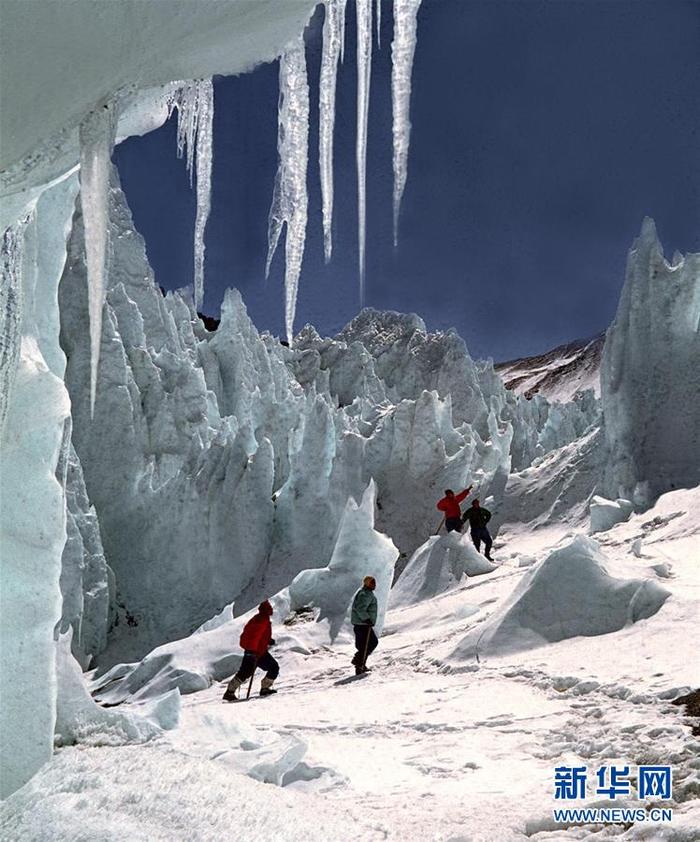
xmin=223 ymin=600 xmax=279 ymax=701
xmin=436 ymin=486 xmax=473 ymax=532
xmin=351 ymin=576 xmax=379 ymax=675
xmin=462 ymin=499 xmax=494 ymax=560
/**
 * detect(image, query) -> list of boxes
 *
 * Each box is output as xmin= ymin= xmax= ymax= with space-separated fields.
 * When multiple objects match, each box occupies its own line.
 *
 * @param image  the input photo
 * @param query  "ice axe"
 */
xmin=434 ymin=515 xmax=445 ymax=535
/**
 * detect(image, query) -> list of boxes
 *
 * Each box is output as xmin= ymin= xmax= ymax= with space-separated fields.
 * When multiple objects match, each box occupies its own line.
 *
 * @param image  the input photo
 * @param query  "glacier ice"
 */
xmin=319 ymin=0 xmax=347 ymax=263
xmin=601 ymin=218 xmax=700 ymax=508
xmin=289 ymin=481 xmax=398 ymax=637
xmin=0 ymin=171 xmax=78 ymax=798
xmin=0 ymin=220 xmax=26 ymax=438
xmin=589 ymin=494 xmax=633 ymax=534
xmin=170 ymin=79 xmax=214 ymax=311
xmin=356 ymin=0 xmax=373 ymax=299
xmin=266 ymin=38 xmax=310 ymax=345
xmin=79 ymin=102 xmax=116 ymax=416
xmin=390 ymin=531 xmax=496 ymax=608
xmin=58 ymin=171 xmax=563 ymax=661
xmin=450 ymin=535 xmax=670 ymax=661
xmin=56 ymin=440 xmax=114 ymax=668
xmin=54 ymin=631 xmax=178 ymax=748
xmin=391 ymin=0 xmax=422 ymax=246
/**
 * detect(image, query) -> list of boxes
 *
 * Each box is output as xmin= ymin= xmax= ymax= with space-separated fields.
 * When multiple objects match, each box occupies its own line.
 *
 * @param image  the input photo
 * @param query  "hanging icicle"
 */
xmin=376 ymin=0 xmax=382 ymax=47
xmin=265 ymin=38 xmax=310 ymax=346
xmin=79 ymin=101 xmax=116 ymax=417
xmin=356 ymin=0 xmax=373 ymax=303
xmin=0 ymin=219 xmax=27 ymax=439
xmin=319 ymin=0 xmax=347 ymax=264
xmin=193 ymin=80 xmax=213 ymax=313
xmin=170 ymin=79 xmax=214 ymax=311
xmin=391 ymin=0 xmax=422 ymax=247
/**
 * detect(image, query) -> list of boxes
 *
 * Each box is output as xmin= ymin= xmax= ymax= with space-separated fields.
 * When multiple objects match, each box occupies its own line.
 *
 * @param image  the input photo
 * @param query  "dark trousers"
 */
xmin=445 ymin=517 xmax=463 ymax=533
xmin=353 ymin=624 xmax=378 ymax=665
xmin=234 ymin=650 xmax=279 ymax=682
xmin=471 ymin=527 xmax=492 ymax=556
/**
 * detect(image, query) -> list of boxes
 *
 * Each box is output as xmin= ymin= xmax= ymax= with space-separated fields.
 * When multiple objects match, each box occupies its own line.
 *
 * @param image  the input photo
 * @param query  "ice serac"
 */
xmin=266 ymin=39 xmax=310 ymax=345
xmin=79 ymin=102 xmax=116 ymax=415
xmin=0 ymin=171 xmax=78 ymax=798
xmin=289 ymin=481 xmax=398 ymax=637
xmin=356 ymin=0 xmax=373 ymax=299
xmin=450 ymin=535 xmax=670 ymax=662
xmin=391 ymin=0 xmax=422 ymax=246
xmin=601 ymin=218 xmax=700 ymax=508
xmin=319 ymin=0 xmax=347 ymax=263
xmin=170 ymin=79 xmax=214 ymax=311
xmin=57 ymin=441 xmax=114 ymax=668
xmin=390 ymin=531 xmax=496 ymax=608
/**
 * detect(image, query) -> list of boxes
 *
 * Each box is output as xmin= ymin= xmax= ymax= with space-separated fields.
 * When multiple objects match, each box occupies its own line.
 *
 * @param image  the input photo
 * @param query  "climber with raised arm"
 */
xmin=462 ymin=498 xmax=494 ymax=560
xmin=436 ymin=486 xmax=473 ymax=532
xmin=223 ymin=600 xmax=279 ymax=701
xmin=350 ymin=576 xmax=378 ymax=675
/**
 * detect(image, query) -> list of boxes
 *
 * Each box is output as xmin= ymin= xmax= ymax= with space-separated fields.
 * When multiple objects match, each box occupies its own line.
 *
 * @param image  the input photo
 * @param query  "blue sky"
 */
xmin=114 ymin=0 xmax=700 ymax=361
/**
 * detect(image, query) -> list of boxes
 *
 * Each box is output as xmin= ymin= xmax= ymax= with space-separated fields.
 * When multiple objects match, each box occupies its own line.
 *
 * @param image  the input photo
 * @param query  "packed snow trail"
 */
xmin=391 ymin=0 xmax=422 ymax=247
xmin=266 ymin=38 xmax=310 ymax=346
xmin=319 ymin=0 xmax=347 ymax=263
xmin=79 ymin=102 xmax=115 ymax=415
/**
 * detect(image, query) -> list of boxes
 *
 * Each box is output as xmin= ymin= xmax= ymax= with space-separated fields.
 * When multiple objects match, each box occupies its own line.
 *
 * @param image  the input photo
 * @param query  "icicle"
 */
xmin=339 ymin=0 xmax=347 ymax=63
xmin=0 ymin=220 xmax=26 ymax=439
xmin=171 ymin=82 xmax=199 ymax=185
xmin=376 ymin=0 xmax=381 ymax=47
xmin=193 ymin=80 xmax=213 ymax=312
xmin=391 ymin=0 xmax=422 ymax=247
xmin=265 ymin=38 xmax=309 ymax=346
xmin=170 ymin=80 xmax=214 ymax=311
xmin=79 ymin=102 xmax=115 ymax=417
xmin=319 ymin=0 xmax=347 ymax=263
xmin=356 ymin=0 xmax=373 ymax=303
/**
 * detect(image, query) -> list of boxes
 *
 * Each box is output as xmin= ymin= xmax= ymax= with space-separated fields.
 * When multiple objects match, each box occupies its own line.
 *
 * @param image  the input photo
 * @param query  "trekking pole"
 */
xmin=360 ymin=626 xmax=372 ymax=671
xmin=246 ymin=658 xmax=258 ymax=700
xmin=434 ymin=515 xmax=445 ymax=535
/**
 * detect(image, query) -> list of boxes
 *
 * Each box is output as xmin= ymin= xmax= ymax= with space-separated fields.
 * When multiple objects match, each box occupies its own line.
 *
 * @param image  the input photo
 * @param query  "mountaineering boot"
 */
xmin=222 ymin=676 xmax=243 ymax=702
xmin=260 ymin=677 xmax=277 ymax=697
xmin=355 ymin=665 xmax=370 ymax=676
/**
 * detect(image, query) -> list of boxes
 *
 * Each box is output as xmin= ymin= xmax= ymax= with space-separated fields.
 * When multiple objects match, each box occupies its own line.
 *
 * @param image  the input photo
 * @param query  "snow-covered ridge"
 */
xmin=495 ymin=333 xmax=604 ymax=402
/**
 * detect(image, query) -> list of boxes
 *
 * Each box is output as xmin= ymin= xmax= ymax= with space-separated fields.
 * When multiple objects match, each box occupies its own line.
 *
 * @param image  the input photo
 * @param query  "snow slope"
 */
xmin=495 ymin=333 xmax=604 ymax=402
xmin=2 ymin=488 xmax=698 ymax=840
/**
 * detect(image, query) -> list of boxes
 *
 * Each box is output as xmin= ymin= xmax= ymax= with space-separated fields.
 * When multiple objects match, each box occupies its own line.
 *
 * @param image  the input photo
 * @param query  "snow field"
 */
xmin=5 ymin=493 xmax=697 ymax=839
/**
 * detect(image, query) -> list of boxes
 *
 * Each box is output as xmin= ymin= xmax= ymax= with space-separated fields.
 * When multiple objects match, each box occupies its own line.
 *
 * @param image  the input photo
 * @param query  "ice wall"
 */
xmin=56 ymin=441 xmax=114 ymax=668
xmin=601 ymin=219 xmax=700 ymax=508
xmin=0 ymin=171 xmax=78 ymax=798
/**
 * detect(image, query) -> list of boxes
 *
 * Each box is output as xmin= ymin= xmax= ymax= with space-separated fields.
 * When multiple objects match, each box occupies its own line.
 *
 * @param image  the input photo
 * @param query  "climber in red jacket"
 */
xmin=223 ymin=600 xmax=279 ymax=701
xmin=436 ymin=486 xmax=473 ymax=533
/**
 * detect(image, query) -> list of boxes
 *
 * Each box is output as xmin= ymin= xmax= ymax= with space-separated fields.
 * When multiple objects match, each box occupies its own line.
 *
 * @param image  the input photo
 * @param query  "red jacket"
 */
xmin=239 ymin=614 xmax=272 ymax=657
xmin=437 ymin=489 xmax=469 ymax=519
